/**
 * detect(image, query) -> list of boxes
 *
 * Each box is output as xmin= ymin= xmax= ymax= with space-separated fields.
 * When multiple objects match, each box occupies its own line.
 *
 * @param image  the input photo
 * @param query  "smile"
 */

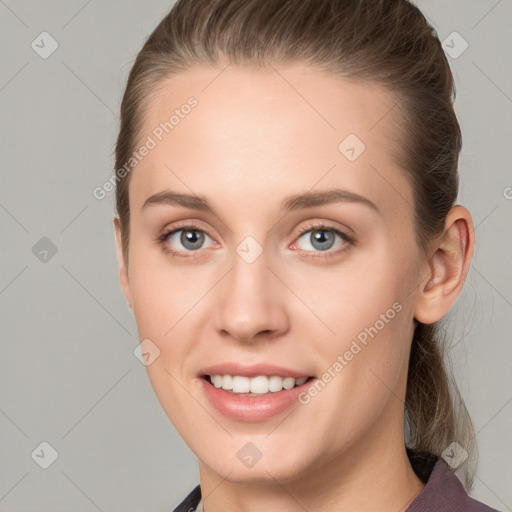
xmin=199 ymin=365 xmax=316 ymax=422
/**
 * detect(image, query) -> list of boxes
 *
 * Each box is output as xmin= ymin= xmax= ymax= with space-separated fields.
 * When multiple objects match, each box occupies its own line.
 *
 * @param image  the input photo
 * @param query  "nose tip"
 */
xmin=213 ymin=255 xmax=289 ymax=344
xmin=219 ymin=321 xmax=276 ymax=344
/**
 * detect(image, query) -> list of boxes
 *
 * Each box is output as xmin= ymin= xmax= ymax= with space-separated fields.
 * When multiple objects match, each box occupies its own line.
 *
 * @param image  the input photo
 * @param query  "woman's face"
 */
xmin=116 ymin=64 xmax=426 ymax=482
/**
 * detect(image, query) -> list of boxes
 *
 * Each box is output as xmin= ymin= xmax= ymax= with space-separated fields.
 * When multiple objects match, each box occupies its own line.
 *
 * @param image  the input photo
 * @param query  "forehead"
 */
xmin=143 ymin=64 xmax=399 ymax=148
xmin=129 ymin=64 xmax=412 ymax=217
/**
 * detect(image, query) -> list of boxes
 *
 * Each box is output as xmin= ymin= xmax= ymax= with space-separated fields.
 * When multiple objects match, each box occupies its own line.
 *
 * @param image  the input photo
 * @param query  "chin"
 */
xmin=195 ymin=439 xmax=320 ymax=485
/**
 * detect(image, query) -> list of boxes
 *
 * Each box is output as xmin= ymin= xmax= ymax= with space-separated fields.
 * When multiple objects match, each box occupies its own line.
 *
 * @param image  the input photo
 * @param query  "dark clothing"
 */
xmin=172 ymin=458 xmax=500 ymax=511
xmin=173 ymin=483 xmax=201 ymax=512
xmin=405 ymin=458 xmax=499 ymax=512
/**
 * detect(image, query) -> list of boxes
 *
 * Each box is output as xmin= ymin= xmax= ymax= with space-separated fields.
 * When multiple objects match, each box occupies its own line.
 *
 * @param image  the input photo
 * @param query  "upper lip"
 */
xmin=200 ymin=363 xmax=312 ymax=379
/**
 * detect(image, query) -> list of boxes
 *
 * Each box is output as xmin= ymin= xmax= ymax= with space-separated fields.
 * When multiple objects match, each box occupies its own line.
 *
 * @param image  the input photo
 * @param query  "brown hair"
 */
xmin=115 ymin=0 xmax=477 ymax=489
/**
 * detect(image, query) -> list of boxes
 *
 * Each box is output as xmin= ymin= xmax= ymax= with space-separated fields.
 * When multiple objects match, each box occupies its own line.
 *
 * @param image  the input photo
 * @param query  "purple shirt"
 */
xmin=173 ymin=459 xmax=500 ymax=511
xmin=406 ymin=459 xmax=500 ymax=512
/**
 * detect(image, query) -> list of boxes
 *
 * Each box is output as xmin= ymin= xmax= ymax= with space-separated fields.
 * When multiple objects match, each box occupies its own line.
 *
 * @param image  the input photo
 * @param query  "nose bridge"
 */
xmin=214 ymin=240 xmax=288 ymax=341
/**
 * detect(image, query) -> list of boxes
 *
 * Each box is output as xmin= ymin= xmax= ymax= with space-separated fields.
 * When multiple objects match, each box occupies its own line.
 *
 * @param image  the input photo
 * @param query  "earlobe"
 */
xmin=414 ymin=206 xmax=474 ymax=324
xmin=113 ymin=216 xmax=133 ymax=311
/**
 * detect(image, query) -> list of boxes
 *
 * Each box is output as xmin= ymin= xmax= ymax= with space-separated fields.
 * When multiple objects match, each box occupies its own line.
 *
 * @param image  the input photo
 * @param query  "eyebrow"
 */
xmin=141 ymin=188 xmax=379 ymax=213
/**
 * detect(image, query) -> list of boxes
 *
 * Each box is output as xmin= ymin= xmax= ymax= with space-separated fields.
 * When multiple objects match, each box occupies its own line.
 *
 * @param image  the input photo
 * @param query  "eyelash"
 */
xmin=156 ymin=222 xmax=355 ymax=260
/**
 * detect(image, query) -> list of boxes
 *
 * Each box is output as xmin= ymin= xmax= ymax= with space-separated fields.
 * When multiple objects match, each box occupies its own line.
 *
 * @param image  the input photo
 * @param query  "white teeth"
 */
xmin=209 ymin=374 xmax=309 ymax=394
xmin=221 ymin=374 xmax=233 ymax=390
xmin=232 ymin=376 xmax=250 ymax=393
xmin=250 ymin=376 xmax=269 ymax=394
xmin=268 ymin=376 xmax=284 ymax=392
xmin=282 ymin=377 xmax=295 ymax=390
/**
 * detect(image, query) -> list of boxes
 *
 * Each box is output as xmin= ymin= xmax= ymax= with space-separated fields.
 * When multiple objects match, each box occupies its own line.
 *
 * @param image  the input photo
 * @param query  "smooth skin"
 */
xmin=114 ymin=63 xmax=474 ymax=512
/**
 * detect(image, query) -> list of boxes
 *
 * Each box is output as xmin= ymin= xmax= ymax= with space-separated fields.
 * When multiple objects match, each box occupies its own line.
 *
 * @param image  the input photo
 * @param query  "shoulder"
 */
xmin=172 ymin=484 xmax=201 ymax=512
xmin=407 ymin=458 xmax=502 ymax=512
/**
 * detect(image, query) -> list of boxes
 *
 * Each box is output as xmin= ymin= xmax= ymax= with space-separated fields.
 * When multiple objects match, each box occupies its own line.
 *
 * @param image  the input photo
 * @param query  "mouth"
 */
xmin=199 ymin=365 xmax=317 ymax=422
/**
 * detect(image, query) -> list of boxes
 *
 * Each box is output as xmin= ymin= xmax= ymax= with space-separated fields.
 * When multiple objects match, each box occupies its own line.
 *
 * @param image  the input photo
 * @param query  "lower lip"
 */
xmin=200 ymin=377 xmax=314 ymax=422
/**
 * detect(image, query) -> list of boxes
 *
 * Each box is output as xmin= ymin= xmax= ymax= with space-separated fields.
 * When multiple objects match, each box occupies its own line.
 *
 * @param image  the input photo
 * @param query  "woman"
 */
xmin=113 ymin=0 xmax=500 ymax=510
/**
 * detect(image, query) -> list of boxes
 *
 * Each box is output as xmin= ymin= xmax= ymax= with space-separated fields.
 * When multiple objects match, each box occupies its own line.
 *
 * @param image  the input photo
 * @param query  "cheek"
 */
xmin=291 ymin=248 xmax=414 ymax=425
xmin=128 ymin=245 xmax=203 ymax=338
xmin=287 ymin=244 xmax=411 ymax=342
xmin=295 ymin=308 xmax=411 ymax=461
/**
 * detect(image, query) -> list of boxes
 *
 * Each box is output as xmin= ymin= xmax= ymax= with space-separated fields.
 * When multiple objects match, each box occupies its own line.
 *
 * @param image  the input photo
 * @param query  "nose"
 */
xmin=214 ymin=247 xmax=290 ymax=344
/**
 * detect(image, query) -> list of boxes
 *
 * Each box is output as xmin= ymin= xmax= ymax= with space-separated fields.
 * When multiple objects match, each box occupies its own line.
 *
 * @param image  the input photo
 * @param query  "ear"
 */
xmin=414 ymin=206 xmax=475 ymax=324
xmin=113 ymin=216 xmax=133 ymax=313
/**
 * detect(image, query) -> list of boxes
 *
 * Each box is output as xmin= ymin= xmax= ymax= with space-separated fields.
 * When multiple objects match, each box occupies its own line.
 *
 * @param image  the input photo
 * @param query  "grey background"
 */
xmin=0 ymin=0 xmax=511 ymax=511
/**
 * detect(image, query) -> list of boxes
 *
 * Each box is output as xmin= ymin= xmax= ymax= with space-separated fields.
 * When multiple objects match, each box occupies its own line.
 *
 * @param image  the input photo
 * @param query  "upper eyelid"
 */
xmin=159 ymin=219 xmax=213 ymax=237
xmin=296 ymin=223 xmax=349 ymax=236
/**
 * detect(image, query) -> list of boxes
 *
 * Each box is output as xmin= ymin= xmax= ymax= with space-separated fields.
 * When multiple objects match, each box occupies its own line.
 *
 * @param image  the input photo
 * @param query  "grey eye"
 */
xmin=296 ymin=229 xmax=346 ymax=252
xmin=167 ymin=229 xmax=213 ymax=251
